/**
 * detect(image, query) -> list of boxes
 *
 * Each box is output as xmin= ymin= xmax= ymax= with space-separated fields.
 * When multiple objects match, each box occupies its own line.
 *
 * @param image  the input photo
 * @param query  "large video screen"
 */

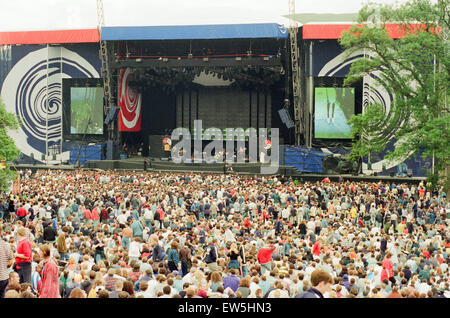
xmin=314 ymin=87 xmax=355 ymax=139
xmin=70 ymin=87 xmax=104 ymax=135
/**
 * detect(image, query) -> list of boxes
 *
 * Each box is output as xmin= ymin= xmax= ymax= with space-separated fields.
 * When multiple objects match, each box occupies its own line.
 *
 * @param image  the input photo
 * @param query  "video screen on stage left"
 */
xmin=314 ymin=87 xmax=355 ymax=139
xmin=70 ymin=87 xmax=104 ymax=135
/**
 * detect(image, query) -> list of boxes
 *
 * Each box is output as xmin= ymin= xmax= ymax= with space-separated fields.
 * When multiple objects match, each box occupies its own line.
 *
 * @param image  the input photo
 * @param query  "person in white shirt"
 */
xmin=128 ymin=237 xmax=142 ymax=264
xmin=146 ymin=276 xmax=161 ymax=298
xmin=417 ymin=280 xmax=431 ymax=295
xmin=117 ymin=210 xmax=128 ymax=226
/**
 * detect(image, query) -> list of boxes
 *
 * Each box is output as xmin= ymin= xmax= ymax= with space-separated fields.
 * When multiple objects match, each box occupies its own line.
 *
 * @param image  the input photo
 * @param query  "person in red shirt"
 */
xmin=91 ymin=206 xmax=100 ymax=229
xmin=244 ymin=217 xmax=251 ymax=233
xmin=380 ymin=252 xmax=394 ymax=284
xmin=14 ymin=227 xmax=32 ymax=284
xmin=257 ymin=244 xmax=275 ymax=275
xmin=100 ymin=206 xmax=109 ymax=224
xmin=83 ymin=207 xmax=92 ymax=221
xmin=38 ymin=244 xmax=60 ymax=298
xmin=16 ymin=205 xmax=27 ymax=223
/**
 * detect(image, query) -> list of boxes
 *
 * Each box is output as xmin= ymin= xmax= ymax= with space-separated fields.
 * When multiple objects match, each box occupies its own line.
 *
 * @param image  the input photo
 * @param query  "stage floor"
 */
xmin=13 ymin=156 xmax=426 ymax=184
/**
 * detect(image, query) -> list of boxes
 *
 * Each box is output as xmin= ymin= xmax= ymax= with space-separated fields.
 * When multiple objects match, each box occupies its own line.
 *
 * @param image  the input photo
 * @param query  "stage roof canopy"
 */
xmin=100 ymin=23 xmax=288 ymax=41
xmin=0 ymin=29 xmax=100 ymax=45
xmin=301 ymin=23 xmax=434 ymax=39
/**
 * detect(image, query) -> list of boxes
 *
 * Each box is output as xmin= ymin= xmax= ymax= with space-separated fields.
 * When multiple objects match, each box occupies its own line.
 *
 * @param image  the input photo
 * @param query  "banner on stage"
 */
xmin=118 ymin=68 xmax=142 ymax=132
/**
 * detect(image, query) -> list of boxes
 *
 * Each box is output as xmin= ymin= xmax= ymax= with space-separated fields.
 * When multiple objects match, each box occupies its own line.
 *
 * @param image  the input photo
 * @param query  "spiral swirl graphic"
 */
xmin=1 ymin=47 xmax=99 ymax=158
xmin=119 ymin=68 xmax=142 ymax=130
xmin=363 ymin=72 xmax=402 ymax=142
xmin=318 ymin=50 xmax=408 ymax=171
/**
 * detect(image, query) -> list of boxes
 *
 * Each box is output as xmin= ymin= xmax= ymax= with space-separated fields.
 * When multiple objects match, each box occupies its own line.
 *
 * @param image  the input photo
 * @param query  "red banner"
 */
xmin=118 ymin=68 xmax=142 ymax=132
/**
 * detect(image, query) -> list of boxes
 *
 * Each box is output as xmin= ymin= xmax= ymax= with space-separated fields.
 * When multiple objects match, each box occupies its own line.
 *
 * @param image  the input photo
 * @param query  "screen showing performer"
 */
xmin=314 ymin=87 xmax=355 ymax=139
xmin=70 ymin=87 xmax=104 ymax=135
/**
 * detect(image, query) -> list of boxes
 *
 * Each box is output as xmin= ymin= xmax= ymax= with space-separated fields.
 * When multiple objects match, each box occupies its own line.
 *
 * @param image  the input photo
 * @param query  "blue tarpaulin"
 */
xmin=101 ymin=23 xmax=288 ymax=41
xmin=283 ymin=146 xmax=330 ymax=173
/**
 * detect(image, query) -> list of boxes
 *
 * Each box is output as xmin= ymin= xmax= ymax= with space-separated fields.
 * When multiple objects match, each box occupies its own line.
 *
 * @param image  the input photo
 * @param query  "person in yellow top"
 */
xmin=350 ymin=204 xmax=358 ymax=224
xmin=397 ymin=221 xmax=406 ymax=234
xmin=88 ymin=279 xmax=105 ymax=298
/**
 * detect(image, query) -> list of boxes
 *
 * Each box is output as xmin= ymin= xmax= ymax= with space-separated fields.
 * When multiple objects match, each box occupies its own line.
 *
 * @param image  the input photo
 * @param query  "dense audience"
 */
xmin=0 ymin=169 xmax=448 ymax=298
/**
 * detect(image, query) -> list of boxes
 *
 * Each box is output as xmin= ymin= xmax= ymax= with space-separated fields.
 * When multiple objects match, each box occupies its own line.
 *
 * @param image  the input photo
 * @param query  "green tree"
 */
xmin=339 ymin=0 xmax=450 ymax=192
xmin=0 ymin=97 xmax=21 ymax=193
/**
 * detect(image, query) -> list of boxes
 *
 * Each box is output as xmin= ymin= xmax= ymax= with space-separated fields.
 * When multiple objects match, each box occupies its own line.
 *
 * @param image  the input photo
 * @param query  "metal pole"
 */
xmin=432 ymin=54 xmax=436 ymax=174
xmin=46 ymin=44 xmax=49 ymax=165
xmin=60 ymin=46 xmax=63 ymax=161
xmin=309 ymin=41 xmax=313 ymax=148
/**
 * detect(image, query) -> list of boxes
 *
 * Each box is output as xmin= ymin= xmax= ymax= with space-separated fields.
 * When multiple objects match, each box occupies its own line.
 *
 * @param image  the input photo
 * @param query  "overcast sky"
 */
xmin=0 ymin=0 xmax=412 ymax=32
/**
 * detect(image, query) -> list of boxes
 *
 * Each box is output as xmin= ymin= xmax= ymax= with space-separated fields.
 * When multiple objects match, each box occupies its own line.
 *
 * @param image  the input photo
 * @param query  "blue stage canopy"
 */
xmin=101 ymin=23 xmax=288 ymax=41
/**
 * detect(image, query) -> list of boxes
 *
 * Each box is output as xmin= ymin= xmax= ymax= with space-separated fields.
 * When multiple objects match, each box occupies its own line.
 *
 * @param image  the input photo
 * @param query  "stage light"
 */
xmin=163 ymin=58 xmax=169 ymax=62
xmin=203 ymin=57 xmax=209 ymax=62
xmin=263 ymin=56 xmax=269 ymax=61
xmin=188 ymin=53 xmax=193 ymax=59
xmin=158 ymin=57 xmax=163 ymax=60
xmin=136 ymin=58 xmax=142 ymax=62
xmin=235 ymin=57 xmax=242 ymax=61
xmin=177 ymin=57 xmax=181 ymax=61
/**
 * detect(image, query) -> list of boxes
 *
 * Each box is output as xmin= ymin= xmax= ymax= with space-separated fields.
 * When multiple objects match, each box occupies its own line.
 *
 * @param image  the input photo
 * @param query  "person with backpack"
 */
xmin=179 ymin=243 xmax=192 ymax=277
xmin=151 ymin=241 xmax=165 ymax=263
xmin=143 ymin=204 xmax=153 ymax=229
xmin=71 ymin=215 xmax=80 ymax=234
xmin=167 ymin=241 xmax=180 ymax=272
xmin=204 ymin=239 xmax=218 ymax=272
xmin=130 ymin=217 xmax=144 ymax=239
xmin=375 ymin=210 xmax=383 ymax=228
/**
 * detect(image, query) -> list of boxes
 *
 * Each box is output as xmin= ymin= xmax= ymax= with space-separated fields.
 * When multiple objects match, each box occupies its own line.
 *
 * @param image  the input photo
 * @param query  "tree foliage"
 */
xmin=0 ymin=97 xmax=21 ymax=193
xmin=339 ymin=0 xmax=450 ymax=189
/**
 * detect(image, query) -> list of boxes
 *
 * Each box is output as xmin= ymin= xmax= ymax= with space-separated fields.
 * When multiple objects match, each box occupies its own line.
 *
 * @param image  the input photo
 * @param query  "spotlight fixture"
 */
xmin=177 ymin=57 xmax=181 ymax=61
xmin=188 ymin=53 xmax=193 ymax=59
xmin=235 ymin=57 xmax=242 ymax=61
xmin=203 ymin=57 xmax=209 ymax=62
xmin=263 ymin=56 xmax=269 ymax=61
xmin=163 ymin=58 xmax=169 ymax=62
xmin=136 ymin=58 xmax=142 ymax=62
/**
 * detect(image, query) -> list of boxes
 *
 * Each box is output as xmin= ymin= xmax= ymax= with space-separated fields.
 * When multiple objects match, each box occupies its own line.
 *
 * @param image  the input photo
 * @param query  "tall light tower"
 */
xmin=288 ymin=0 xmax=304 ymax=146
xmin=97 ymin=0 xmax=114 ymax=141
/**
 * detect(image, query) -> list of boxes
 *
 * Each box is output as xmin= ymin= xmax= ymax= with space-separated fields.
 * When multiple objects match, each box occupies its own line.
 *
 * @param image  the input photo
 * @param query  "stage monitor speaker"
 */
xmin=104 ymin=106 xmax=119 ymax=125
xmin=278 ymin=108 xmax=294 ymax=129
xmin=106 ymin=140 xmax=119 ymax=160
xmin=322 ymin=156 xmax=339 ymax=174
xmin=337 ymin=160 xmax=353 ymax=174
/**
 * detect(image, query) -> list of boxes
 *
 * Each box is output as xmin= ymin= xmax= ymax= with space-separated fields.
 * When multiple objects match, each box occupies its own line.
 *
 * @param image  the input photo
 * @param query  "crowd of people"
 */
xmin=0 ymin=168 xmax=448 ymax=298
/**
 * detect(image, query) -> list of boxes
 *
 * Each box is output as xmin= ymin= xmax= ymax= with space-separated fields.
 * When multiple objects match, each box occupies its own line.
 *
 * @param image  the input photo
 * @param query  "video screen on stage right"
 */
xmin=314 ymin=87 xmax=355 ymax=139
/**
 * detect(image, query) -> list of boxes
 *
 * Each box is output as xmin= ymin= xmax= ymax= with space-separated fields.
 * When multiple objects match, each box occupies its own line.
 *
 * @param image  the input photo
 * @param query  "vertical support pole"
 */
xmin=46 ymin=44 xmax=49 ymax=164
